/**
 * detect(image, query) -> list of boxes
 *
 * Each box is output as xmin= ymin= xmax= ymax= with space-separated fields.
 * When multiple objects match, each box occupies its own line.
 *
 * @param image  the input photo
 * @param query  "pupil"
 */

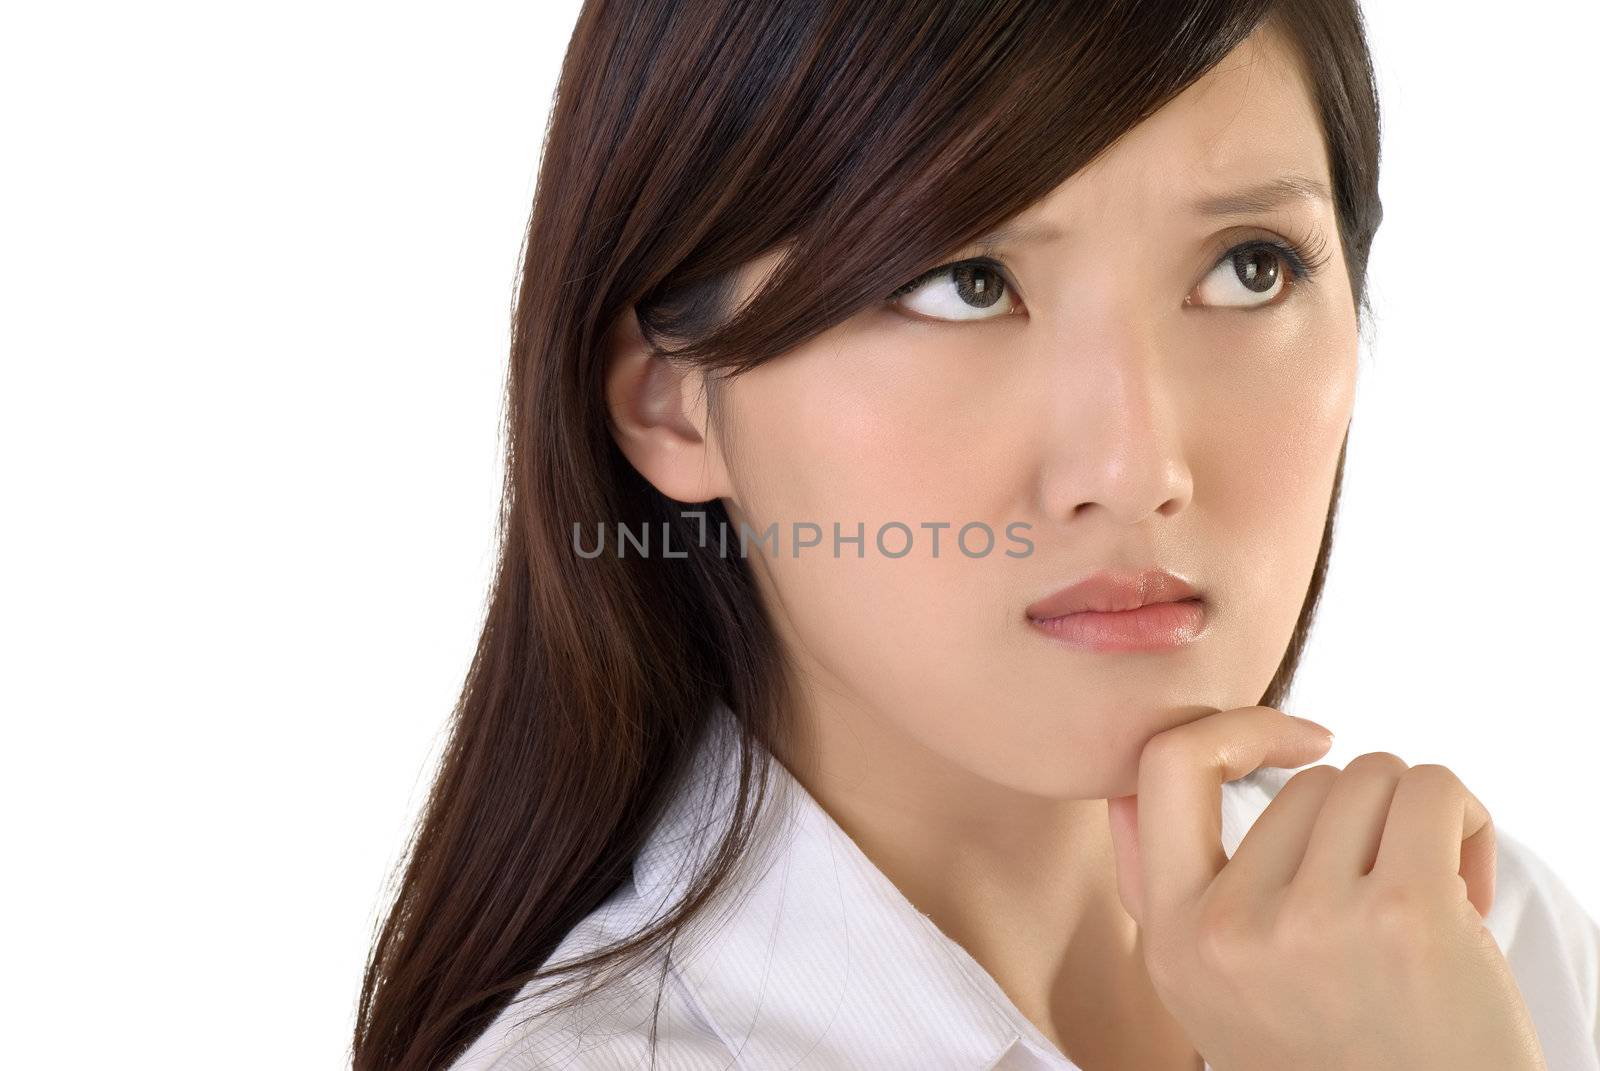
xmin=954 ymin=264 xmax=1003 ymax=308
xmin=1234 ymin=250 xmax=1280 ymax=293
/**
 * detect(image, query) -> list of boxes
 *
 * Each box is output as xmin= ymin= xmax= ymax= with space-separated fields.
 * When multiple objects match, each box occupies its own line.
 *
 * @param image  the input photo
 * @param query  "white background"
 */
xmin=2 ymin=2 xmax=1596 ymax=1067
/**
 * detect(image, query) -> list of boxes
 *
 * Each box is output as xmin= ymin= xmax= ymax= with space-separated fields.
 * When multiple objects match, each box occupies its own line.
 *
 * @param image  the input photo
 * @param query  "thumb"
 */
xmin=1107 ymin=793 xmax=1144 ymax=925
xmin=1460 ymin=814 xmax=1498 ymax=919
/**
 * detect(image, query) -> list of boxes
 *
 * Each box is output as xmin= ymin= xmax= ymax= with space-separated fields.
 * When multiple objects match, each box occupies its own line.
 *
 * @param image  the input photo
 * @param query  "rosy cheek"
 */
xmin=746 ymin=377 xmax=930 ymax=511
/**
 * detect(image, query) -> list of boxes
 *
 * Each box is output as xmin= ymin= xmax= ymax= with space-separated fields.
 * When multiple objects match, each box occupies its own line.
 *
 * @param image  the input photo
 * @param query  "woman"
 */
xmin=352 ymin=1 xmax=1600 ymax=1068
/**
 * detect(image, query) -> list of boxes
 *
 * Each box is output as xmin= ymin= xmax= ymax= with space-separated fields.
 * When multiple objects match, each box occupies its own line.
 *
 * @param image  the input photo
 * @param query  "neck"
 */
xmin=771 ymin=689 xmax=1200 ymax=1069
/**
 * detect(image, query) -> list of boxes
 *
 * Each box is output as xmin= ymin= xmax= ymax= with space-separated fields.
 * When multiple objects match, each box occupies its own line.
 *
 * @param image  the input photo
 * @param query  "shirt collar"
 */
xmin=632 ymin=700 xmax=1277 ymax=1069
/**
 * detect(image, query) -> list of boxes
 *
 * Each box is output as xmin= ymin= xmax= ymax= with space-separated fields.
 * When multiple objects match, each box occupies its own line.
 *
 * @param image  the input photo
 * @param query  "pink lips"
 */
xmin=1026 ymin=568 xmax=1207 ymax=652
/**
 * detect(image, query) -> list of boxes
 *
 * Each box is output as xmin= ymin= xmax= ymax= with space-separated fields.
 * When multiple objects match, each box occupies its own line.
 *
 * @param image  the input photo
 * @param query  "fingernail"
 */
xmin=1290 ymin=714 xmax=1334 ymax=738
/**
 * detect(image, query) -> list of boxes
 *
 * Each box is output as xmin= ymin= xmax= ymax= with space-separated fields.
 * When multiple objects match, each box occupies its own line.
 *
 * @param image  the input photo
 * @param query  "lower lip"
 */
xmin=1029 ymin=599 xmax=1207 ymax=652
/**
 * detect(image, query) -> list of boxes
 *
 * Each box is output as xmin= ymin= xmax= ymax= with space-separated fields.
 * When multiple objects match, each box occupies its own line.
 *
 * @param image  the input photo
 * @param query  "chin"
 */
xmin=986 ymin=741 xmax=1139 ymax=802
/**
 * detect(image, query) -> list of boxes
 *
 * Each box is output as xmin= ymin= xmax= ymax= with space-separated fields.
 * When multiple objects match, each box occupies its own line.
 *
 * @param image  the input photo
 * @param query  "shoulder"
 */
xmin=445 ymin=879 xmax=736 ymax=1071
xmin=1484 ymin=829 xmax=1600 ymax=1038
xmin=1487 ymin=826 xmax=1599 ymax=957
xmin=450 ymin=709 xmax=775 ymax=1069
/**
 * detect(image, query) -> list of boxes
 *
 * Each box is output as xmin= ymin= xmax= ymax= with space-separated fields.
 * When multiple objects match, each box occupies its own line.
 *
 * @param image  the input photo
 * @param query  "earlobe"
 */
xmin=602 ymin=306 xmax=732 ymax=504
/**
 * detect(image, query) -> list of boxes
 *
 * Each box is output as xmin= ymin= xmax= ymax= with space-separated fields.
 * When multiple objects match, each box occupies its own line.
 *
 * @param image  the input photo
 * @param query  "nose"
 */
xmin=1033 ymin=316 xmax=1194 ymax=529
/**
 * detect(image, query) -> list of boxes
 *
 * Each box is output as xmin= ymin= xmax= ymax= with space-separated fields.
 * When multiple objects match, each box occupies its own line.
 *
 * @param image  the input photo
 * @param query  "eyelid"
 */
xmin=885 ymin=223 xmax=1331 ymax=309
xmin=886 ymin=254 xmax=1023 ymax=304
xmin=1200 ymin=223 xmax=1332 ymax=287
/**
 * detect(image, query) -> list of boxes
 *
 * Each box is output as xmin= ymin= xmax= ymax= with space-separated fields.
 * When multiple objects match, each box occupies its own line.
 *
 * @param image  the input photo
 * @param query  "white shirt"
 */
xmin=450 ymin=702 xmax=1600 ymax=1070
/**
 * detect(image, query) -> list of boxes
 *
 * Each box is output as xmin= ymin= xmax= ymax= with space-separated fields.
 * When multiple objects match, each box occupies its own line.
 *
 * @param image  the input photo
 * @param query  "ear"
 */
xmin=602 ymin=305 xmax=733 ymax=504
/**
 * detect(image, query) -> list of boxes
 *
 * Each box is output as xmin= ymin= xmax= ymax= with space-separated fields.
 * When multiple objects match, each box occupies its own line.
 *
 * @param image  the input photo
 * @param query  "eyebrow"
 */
xmin=968 ymin=174 xmax=1334 ymax=252
xmin=1192 ymin=174 xmax=1334 ymax=216
xmin=971 ymin=218 xmax=1065 ymax=251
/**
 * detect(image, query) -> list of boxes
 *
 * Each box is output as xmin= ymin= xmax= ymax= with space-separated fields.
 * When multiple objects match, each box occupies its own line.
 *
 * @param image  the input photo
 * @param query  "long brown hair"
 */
xmin=351 ymin=1 xmax=1382 ymax=1066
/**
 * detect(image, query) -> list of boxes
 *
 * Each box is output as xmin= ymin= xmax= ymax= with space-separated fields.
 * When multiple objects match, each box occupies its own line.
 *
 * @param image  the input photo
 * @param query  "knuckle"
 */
xmin=1193 ymin=896 xmax=1258 ymax=971
xmin=1140 ymin=731 xmax=1181 ymax=769
xmin=1401 ymin=763 xmax=1461 ymax=793
xmin=1271 ymin=891 xmax=1343 ymax=955
xmin=1140 ymin=731 xmax=1194 ymax=776
xmin=1343 ymin=751 xmax=1409 ymax=777
xmin=1363 ymin=882 xmax=1448 ymax=961
xmin=1283 ymin=764 xmax=1339 ymax=792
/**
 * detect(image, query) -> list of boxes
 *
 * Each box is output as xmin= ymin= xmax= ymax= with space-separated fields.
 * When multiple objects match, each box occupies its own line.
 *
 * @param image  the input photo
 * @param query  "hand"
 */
xmin=1105 ymin=705 xmax=1546 ymax=1071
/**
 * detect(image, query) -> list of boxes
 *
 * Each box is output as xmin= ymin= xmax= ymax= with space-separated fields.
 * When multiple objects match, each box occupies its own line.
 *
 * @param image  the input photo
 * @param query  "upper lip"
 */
xmin=1026 ymin=568 xmax=1202 ymax=619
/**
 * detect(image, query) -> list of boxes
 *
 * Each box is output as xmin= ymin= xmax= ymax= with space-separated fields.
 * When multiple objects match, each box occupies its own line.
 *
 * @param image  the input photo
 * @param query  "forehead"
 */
xmin=1034 ymin=23 xmax=1331 ymax=221
xmin=727 ymin=24 xmax=1335 ymax=307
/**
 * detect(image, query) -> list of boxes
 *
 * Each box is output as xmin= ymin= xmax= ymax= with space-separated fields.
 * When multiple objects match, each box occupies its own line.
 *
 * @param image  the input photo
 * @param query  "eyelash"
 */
xmin=884 ymin=229 xmax=1333 ymax=307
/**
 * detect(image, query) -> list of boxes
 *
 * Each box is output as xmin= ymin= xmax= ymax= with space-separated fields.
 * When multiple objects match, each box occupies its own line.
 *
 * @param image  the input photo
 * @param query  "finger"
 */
xmin=1372 ymin=763 xmax=1497 ymax=917
xmin=1209 ymin=764 xmax=1340 ymax=907
xmin=1294 ymin=752 xmax=1409 ymax=887
xmin=1107 ymin=794 xmax=1143 ymax=923
xmin=1135 ymin=706 xmax=1336 ymax=927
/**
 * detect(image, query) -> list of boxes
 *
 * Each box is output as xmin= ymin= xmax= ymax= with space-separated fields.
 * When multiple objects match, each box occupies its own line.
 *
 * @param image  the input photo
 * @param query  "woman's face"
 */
xmin=619 ymin=25 xmax=1358 ymax=801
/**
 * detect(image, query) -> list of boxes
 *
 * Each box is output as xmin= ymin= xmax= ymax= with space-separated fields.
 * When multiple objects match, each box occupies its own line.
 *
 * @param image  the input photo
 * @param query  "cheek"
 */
xmin=1206 ymin=366 xmax=1350 ymax=515
xmin=1193 ymin=312 xmax=1355 ymax=690
xmin=725 ymin=332 xmax=1004 ymax=526
xmin=718 ymin=338 xmax=1012 ymax=696
xmin=1193 ymin=302 xmax=1354 ymax=505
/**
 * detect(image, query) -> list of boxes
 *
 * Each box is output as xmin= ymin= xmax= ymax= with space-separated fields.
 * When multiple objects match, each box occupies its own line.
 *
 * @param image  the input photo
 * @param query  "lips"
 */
xmin=1025 ymin=568 xmax=1207 ymax=652
xmin=1026 ymin=568 xmax=1202 ymax=621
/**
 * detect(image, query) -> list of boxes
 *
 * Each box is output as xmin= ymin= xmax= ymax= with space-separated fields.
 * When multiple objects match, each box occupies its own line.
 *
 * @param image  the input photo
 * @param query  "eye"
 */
xmin=1188 ymin=240 xmax=1313 ymax=309
xmin=887 ymin=258 xmax=1020 ymax=321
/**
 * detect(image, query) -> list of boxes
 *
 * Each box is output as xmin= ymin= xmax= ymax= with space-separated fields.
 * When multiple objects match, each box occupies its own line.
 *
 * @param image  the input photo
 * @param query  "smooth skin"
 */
xmin=604 ymin=20 xmax=1544 ymax=1071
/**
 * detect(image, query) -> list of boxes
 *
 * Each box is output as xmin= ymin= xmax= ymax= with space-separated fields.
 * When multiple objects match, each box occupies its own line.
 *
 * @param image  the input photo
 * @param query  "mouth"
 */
xmin=1026 ymin=567 xmax=1208 ymax=653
